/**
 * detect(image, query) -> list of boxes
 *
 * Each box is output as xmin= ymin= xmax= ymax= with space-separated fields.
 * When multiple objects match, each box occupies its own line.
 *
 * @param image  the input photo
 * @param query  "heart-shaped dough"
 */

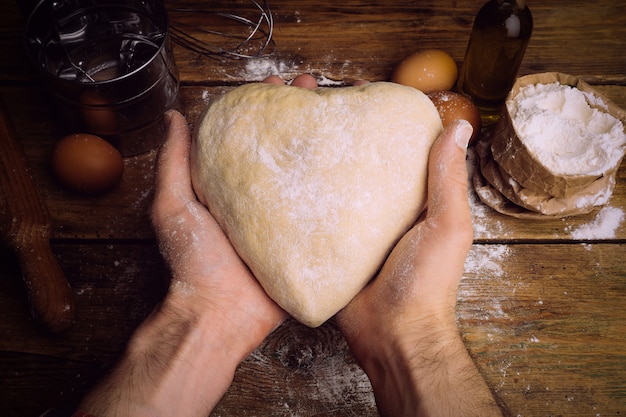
xmin=191 ymin=82 xmax=441 ymax=327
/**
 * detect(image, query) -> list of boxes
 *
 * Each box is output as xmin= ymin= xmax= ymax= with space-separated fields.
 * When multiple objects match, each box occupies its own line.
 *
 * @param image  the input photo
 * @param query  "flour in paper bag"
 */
xmin=507 ymin=82 xmax=626 ymax=176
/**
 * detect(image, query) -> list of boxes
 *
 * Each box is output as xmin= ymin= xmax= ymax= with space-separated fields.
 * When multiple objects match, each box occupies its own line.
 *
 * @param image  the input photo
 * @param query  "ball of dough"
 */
xmin=191 ymin=82 xmax=442 ymax=327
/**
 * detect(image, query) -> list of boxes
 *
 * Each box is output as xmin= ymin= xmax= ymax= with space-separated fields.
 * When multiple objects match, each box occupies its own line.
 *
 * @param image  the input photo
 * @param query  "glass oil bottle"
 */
xmin=457 ymin=0 xmax=533 ymax=125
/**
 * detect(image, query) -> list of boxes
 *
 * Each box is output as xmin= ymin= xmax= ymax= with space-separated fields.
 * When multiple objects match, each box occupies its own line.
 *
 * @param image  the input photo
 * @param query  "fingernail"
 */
xmin=454 ymin=119 xmax=473 ymax=150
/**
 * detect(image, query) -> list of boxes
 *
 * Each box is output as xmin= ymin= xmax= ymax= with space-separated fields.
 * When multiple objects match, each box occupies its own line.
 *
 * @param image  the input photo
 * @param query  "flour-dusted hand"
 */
xmin=337 ymin=119 xmax=505 ymax=417
xmin=151 ymin=109 xmax=286 ymax=335
xmin=76 ymin=110 xmax=286 ymax=417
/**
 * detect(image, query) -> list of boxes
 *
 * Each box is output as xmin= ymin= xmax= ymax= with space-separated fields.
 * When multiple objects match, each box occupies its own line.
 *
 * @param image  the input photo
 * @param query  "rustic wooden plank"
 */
xmin=458 ymin=243 xmax=626 ymax=416
xmin=219 ymin=319 xmax=378 ymax=417
xmin=2 ymin=242 xmax=624 ymax=416
xmin=0 ymin=351 xmax=104 ymax=416
xmin=164 ymin=0 xmax=626 ymax=84
xmin=0 ymin=245 xmax=166 ymax=357
xmin=0 ymin=242 xmax=166 ymax=415
xmin=2 ymin=1 xmax=625 ymax=85
xmin=219 ymin=243 xmax=626 ymax=416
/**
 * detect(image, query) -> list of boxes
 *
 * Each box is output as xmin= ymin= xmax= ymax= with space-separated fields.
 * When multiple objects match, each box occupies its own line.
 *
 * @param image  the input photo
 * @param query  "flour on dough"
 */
xmin=191 ymin=82 xmax=442 ymax=327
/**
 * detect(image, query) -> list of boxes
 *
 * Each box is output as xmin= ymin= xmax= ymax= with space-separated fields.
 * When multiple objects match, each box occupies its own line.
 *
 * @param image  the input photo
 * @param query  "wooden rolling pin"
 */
xmin=0 ymin=99 xmax=75 ymax=332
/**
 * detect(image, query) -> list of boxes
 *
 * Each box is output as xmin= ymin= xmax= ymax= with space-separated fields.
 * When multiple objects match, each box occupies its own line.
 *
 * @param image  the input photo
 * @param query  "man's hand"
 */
xmin=151 ymin=109 xmax=287 ymax=339
xmin=337 ymin=119 xmax=503 ymax=417
xmin=77 ymin=110 xmax=286 ymax=417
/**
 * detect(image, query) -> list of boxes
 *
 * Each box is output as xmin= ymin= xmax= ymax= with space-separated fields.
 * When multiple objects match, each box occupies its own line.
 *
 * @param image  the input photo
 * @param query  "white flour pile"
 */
xmin=241 ymin=58 xmax=352 ymax=86
xmin=507 ymin=82 xmax=626 ymax=176
xmin=243 ymin=58 xmax=296 ymax=80
xmin=568 ymin=206 xmax=625 ymax=239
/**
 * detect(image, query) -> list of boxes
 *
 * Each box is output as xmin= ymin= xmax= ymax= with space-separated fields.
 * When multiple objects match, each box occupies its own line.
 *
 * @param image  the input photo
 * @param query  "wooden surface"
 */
xmin=1 ymin=0 xmax=625 ymax=415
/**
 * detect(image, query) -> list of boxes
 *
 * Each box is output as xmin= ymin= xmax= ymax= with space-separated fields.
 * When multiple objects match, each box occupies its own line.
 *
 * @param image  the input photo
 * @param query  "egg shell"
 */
xmin=428 ymin=91 xmax=482 ymax=145
xmin=52 ymin=133 xmax=124 ymax=194
xmin=392 ymin=49 xmax=458 ymax=93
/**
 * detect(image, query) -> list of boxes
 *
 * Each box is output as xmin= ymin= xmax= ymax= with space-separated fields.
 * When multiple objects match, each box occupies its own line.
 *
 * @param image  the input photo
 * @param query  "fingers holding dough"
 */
xmin=291 ymin=74 xmax=319 ymax=89
xmin=262 ymin=75 xmax=285 ymax=85
xmin=263 ymin=74 xmax=318 ymax=89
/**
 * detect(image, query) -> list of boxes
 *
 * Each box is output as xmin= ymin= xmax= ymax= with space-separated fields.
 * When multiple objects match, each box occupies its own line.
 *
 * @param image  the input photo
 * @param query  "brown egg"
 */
xmin=392 ymin=49 xmax=458 ymax=93
xmin=428 ymin=91 xmax=482 ymax=145
xmin=52 ymin=133 xmax=124 ymax=194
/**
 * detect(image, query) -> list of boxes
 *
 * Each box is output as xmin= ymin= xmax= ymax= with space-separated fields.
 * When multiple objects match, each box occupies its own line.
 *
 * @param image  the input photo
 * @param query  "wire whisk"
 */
xmin=167 ymin=0 xmax=275 ymax=59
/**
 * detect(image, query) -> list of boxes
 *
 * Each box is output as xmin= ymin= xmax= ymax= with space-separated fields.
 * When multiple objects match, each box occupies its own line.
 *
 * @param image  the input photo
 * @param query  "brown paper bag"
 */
xmin=475 ymin=138 xmax=615 ymax=218
xmin=473 ymin=72 xmax=626 ymax=218
xmin=491 ymin=72 xmax=626 ymax=199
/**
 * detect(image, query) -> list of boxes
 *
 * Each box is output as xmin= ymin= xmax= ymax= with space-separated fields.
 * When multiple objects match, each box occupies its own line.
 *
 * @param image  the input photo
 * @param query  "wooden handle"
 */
xmin=0 ymin=99 xmax=75 ymax=332
xmin=12 ymin=229 xmax=76 ymax=332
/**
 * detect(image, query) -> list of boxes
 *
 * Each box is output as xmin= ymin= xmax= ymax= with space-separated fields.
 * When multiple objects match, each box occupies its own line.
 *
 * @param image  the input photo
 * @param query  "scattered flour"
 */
xmin=316 ymin=75 xmax=344 ymax=87
xmin=241 ymin=58 xmax=298 ymax=81
xmin=508 ymin=82 xmax=626 ymax=176
xmin=469 ymin=190 xmax=508 ymax=239
xmin=568 ymin=206 xmax=624 ymax=239
xmin=464 ymin=244 xmax=510 ymax=278
xmin=170 ymin=279 xmax=196 ymax=297
xmin=240 ymin=57 xmax=352 ymax=85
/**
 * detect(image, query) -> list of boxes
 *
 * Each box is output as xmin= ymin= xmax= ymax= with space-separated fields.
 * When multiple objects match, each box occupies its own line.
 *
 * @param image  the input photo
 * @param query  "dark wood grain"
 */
xmin=0 ymin=0 xmax=625 ymax=416
xmin=3 ymin=242 xmax=623 ymax=416
xmin=0 ymin=99 xmax=75 ymax=332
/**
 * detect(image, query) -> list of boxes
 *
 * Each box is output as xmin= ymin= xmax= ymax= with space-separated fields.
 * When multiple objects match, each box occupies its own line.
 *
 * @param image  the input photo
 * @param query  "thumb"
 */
xmin=426 ymin=119 xmax=473 ymax=226
xmin=152 ymin=110 xmax=194 ymax=224
xmin=413 ymin=119 xmax=474 ymax=308
xmin=155 ymin=110 xmax=192 ymax=195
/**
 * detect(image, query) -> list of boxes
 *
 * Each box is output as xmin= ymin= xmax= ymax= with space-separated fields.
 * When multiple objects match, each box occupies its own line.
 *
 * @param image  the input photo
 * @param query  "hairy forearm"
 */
xmin=355 ymin=318 xmax=503 ymax=417
xmin=78 ymin=293 xmax=272 ymax=417
xmin=401 ymin=329 xmax=502 ymax=416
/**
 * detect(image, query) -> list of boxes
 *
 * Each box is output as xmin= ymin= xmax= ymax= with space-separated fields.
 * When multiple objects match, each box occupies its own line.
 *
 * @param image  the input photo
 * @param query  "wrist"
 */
xmin=78 ymin=288 xmax=283 ymax=417
xmin=79 ymin=300 xmax=239 ymax=417
xmin=341 ymin=299 xmax=459 ymax=368
xmin=342 ymin=310 xmax=467 ymax=416
xmin=163 ymin=278 xmax=285 ymax=360
xmin=351 ymin=315 xmax=502 ymax=417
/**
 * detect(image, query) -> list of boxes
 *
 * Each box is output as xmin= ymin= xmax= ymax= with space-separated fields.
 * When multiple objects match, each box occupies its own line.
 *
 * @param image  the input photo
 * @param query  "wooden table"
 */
xmin=1 ymin=0 xmax=625 ymax=415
